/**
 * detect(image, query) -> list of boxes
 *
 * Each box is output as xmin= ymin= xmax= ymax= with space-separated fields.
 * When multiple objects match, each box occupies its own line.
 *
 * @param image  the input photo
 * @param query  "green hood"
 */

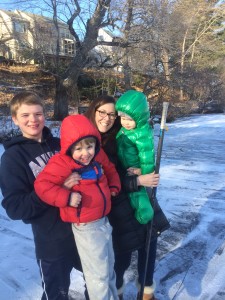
xmin=115 ymin=90 xmax=150 ymax=128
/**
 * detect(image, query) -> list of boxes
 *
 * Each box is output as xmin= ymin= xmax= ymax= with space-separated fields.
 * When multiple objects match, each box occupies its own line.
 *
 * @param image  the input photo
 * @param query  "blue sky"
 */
xmin=0 ymin=1 xmax=49 ymax=16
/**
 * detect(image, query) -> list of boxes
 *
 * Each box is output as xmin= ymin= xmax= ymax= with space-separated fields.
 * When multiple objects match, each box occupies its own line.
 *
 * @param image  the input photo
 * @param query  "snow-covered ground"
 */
xmin=0 ymin=113 xmax=225 ymax=300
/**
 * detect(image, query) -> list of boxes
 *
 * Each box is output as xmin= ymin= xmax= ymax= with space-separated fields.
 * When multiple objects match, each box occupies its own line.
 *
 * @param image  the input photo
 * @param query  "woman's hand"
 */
xmin=127 ymin=167 xmax=142 ymax=176
xmin=137 ymin=172 xmax=160 ymax=187
xmin=69 ymin=192 xmax=82 ymax=207
xmin=62 ymin=173 xmax=81 ymax=190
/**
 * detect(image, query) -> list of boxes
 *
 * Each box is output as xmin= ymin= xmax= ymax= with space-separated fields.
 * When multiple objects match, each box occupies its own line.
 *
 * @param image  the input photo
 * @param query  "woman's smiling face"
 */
xmin=95 ymin=103 xmax=116 ymax=133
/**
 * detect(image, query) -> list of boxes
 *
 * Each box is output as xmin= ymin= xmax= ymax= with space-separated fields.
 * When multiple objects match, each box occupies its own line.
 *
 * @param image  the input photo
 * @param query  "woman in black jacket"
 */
xmin=85 ymin=95 xmax=170 ymax=300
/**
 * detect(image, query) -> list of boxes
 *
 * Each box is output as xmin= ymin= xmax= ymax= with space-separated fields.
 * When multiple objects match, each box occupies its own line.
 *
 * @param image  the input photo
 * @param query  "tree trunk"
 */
xmin=161 ymin=48 xmax=170 ymax=81
xmin=123 ymin=53 xmax=132 ymax=90
xmin=179 ymin=28 xmax=188 ymax=102
xmin=70 ymin=84 xmax=80 ymax=108
xmin=53 ymin=77 xmax=69 ymax=120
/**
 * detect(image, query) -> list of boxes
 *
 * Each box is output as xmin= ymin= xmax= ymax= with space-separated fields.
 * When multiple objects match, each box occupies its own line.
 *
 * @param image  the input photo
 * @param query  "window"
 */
xmin=61 ymin=29 xmax=72 ymax=39
xmin=64 ymin=40 xmax=75 ymax=55
xmin=14 ymin=21 xmax=26 ymax=33
xmin=19 ymin=41 xmax=28 ymax=49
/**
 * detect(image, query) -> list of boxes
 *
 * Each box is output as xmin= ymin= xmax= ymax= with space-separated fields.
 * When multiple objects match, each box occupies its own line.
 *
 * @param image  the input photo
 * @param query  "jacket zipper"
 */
xmin=93 ymin=164 xmax=107 ymax=218
xmin=96 ymin=181 xmax=107 ymax=218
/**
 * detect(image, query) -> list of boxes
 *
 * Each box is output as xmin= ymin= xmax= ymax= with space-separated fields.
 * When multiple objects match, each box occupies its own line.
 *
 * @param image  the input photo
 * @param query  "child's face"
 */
xmin=12 ymin=104 xmax=45 ymax=141
xmin=72 ymin=142 xmax=95 ymax=165
xmin=120 ymin=116 xmax=136 ymax=130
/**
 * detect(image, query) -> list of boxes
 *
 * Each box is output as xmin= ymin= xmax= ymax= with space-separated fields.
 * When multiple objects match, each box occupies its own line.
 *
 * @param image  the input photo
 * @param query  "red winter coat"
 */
xmin=34 ymin=115 xmax=121 ymax=223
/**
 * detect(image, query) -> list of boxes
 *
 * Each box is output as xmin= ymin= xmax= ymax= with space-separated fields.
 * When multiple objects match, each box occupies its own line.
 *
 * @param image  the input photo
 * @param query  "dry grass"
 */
xmin=0 ymin=64 xmax=57 ymax=139
xmin=0 ymin=64 xmax=55 ymax=116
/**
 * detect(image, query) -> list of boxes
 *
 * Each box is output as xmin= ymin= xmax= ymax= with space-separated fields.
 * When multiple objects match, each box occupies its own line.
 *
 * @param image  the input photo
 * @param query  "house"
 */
xmin=95 ymin=28 xmax=114 ymax=55
xmin=0 ymin=9 xmax=75 ymax=64
xmin=0 ymin=8 xmax=122 ymax=75
xmin=91 ymin=28 xmax=122 ymax=73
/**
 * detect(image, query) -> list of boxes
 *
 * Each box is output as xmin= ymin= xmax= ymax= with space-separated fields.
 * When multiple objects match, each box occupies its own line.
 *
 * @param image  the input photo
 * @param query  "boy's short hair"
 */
xmin=74 ymin=137 xmax=96 ymax=148
xmin=70 ymin=137 xmax=96 ymax=155
xmin=10 ymin=91 xmax=44 ymax=117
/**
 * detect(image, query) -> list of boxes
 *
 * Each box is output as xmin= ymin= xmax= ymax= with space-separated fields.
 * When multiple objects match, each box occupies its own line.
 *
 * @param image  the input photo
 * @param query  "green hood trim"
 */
xmin=115 ymin=90 xmax=150 ymax=128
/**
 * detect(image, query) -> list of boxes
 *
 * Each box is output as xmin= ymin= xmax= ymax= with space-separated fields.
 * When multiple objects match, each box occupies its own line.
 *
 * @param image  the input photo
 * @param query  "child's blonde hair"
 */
xmin=10 ymin=91 xmax=44 ymax=117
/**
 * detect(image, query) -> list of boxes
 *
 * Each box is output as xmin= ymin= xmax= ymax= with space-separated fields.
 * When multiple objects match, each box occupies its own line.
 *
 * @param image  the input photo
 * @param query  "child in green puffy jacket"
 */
xmin=116 ymin=90 xmax=155 ymax=224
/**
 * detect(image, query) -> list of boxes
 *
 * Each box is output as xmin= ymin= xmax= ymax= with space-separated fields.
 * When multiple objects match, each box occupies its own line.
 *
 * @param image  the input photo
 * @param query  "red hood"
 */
xmin=60 ymin=114 xmax=101 ymax=155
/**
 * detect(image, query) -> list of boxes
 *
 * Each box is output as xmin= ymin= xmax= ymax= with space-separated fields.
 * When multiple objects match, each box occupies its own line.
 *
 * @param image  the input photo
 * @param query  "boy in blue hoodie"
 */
xmin=0 ymin=91 xmax=88 ymax=300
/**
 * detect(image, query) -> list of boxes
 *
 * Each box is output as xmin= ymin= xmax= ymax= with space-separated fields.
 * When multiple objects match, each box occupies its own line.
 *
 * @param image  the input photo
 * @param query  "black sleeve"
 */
xmin=0 ymin=152 xmax=49 ymax=222
xmin=115 ymin=162 xmax=139 ymax=193
xmin=121 ymin=174 xmax=139 ymax=192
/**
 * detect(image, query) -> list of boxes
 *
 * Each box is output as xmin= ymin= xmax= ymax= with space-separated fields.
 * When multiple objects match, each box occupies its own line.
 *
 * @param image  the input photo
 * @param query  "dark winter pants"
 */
xmin=37 ymin=255 xmax=90 ymax=300
xmin=114 ymin=238 xmax=157 ymax=289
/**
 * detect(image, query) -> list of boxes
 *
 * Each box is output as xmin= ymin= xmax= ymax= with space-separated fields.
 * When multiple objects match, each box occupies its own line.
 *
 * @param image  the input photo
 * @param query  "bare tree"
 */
xmin=48 ymin=0 xmax=115 ymax=119
xmin=116 ymin=0 xmax=225 ymax=105
xmin=2 ymin=0 xmax=225 ymax=117
xmin=2 ymin=0 xmax=115 ymax=119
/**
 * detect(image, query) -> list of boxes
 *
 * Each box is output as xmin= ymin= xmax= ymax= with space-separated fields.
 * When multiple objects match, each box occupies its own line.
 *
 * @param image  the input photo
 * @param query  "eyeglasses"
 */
xmin=96 ymin=110 xmax=117 ymax=120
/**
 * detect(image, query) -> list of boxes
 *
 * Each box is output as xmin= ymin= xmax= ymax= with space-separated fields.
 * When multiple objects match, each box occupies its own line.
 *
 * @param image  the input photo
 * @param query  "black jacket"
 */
xmin=0 ymin=127 xmax=77 ymax=260
xmin=100 ymin=130 xmax=146 ymax=254
xmin=101 ymin=129 xmax=170 ymax=255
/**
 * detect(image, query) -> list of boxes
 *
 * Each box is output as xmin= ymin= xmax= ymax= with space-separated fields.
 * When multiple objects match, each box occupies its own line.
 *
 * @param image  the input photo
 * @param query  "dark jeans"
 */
xmin=115 ymin=238 xmax=157 ymax=289
xmin=37 ymin=255 xmax=89 ymax=300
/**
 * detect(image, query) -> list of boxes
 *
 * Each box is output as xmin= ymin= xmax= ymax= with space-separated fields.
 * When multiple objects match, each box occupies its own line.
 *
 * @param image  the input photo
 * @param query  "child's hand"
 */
xmin=63 ymin=173 xmax=81 ymax=190
xmin=127 ymin=167 xmax=141 ymax=176
xmin=69 ymin=192 xmax=82 ymax=207
xmin=111 ymin=192 xmax=117 ymax=197
xmin=137 ymin=173 xmax=160 ymax=187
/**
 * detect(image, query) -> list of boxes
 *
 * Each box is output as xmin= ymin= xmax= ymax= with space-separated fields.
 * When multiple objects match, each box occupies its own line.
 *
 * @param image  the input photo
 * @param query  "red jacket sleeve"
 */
xmin=96 ymin=149 xmax=121 ymax=195
xmin=34 ymin=154 xmax=72 ymax=208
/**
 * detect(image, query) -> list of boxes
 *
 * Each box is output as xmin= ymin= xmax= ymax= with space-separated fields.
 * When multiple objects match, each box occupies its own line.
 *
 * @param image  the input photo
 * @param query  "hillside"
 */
xmin=0 ymin=64 xmax=55 ymax=117
xmin=1 ymin=64 xmax=223 ymax=124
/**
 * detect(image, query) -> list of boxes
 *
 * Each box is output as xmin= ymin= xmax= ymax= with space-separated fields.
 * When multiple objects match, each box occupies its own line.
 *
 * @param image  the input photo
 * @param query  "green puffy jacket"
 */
xmin=116 ymin=90 xmax=155 ymax=224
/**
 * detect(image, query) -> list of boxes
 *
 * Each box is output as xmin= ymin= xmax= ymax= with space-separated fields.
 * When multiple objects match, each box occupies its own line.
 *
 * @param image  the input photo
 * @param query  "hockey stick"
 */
xmin=138 ymin=102 xmax=169 ymax=300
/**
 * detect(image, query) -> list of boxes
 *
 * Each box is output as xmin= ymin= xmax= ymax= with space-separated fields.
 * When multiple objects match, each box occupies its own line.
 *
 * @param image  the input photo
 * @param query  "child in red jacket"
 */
xmin=35 ymin=114 xmax=121 ymax=300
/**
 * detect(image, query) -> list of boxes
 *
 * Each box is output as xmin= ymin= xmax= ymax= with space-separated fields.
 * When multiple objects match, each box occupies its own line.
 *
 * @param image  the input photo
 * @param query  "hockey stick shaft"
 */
xmin=138 ymin=102 xmax=169 ymax=300
xmin=151 ymin=101 xmax=169 ymax=197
